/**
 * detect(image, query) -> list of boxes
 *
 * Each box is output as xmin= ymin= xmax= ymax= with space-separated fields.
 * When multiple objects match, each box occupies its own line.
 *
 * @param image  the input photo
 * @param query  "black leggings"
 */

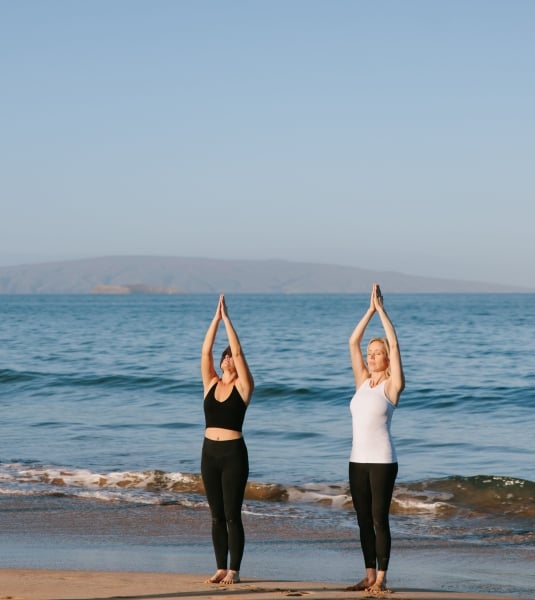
xmin=348 ymin=462 xmax=398 ymax=572
xmin=201 ymin=437 xmax=249 ymax=571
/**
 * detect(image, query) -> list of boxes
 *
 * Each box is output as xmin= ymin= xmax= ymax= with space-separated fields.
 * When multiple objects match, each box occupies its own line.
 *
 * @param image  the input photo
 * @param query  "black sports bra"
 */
xmin=204 ymin=382 xmax=247 ymax=432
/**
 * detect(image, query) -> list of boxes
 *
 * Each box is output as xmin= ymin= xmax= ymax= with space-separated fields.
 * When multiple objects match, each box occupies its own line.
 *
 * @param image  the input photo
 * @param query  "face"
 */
xmin=220 ymin=349 xmax=234 ymax=370
xmin=366 ymin=340 xmax=389 ymax=372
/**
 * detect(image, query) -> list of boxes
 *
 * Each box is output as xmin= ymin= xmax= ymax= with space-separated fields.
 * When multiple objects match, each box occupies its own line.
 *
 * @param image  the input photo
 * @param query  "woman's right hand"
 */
xmin=369 ymin=283 xmax=379 ymax=312
xmin=219 ymin=294 xmax=229 ymax=320
xmin=213 ymin=295 xmax=224 ymax=320
xmin=373 ymin=283 xmax=385 ymax=311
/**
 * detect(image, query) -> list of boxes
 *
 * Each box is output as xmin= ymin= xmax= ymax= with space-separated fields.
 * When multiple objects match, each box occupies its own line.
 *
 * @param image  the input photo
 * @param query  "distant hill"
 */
xmin=0 ymin=255 xmax=531 ymax=294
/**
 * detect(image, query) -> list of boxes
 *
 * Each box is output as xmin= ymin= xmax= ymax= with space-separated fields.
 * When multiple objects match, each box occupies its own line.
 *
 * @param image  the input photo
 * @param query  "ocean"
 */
xmin=0 ymin=293 xmax=533 ymax=597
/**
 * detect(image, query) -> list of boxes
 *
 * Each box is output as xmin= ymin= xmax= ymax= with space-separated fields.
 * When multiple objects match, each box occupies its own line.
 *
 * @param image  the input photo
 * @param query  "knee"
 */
xmin=211 ymin=514 xmax=226 ymax=527
xmin=224 ymin=513 xmax=242 ymax=527
xmin=357 ymin=512 xmax=374 ymax=529
xmin=373 ymin=517 xmax=390 ymax=534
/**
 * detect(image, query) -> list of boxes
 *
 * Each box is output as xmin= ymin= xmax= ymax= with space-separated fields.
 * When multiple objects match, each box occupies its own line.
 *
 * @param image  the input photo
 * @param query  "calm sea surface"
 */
xmin=0 ymin=294 xmax=534 ymax=596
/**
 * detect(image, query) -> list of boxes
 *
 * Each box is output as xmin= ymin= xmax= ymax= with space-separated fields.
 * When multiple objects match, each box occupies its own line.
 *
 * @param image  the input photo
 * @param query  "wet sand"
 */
xmin=0 ymin=569 xmax=530 ymax=600
xmin=1 ymin=496 xmax=534 ymax=599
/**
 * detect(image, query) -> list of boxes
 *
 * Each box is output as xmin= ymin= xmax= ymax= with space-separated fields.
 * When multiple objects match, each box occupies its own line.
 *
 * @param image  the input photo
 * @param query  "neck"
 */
xmin=369 ymin=373 xmax=386 ymax=388
xmin=221 ymin=373 xmax=237 ymax=385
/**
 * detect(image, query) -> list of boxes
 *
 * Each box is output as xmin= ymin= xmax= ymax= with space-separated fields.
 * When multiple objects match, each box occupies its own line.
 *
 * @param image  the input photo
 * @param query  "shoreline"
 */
xmin=0 ymin=569 xmax=530 ymax=600
xmin=2 ymin=536 xmax=533 ymax=599
xmin=1 ymin=495 xmax=533 ymax=598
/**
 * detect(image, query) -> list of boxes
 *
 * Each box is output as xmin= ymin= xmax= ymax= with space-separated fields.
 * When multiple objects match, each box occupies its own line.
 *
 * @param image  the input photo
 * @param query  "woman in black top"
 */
xmin=201 ymin=294 xmax=254 ymax=585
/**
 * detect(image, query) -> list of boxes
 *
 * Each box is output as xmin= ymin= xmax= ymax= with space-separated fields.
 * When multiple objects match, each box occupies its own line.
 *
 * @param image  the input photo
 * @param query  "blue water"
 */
xmin=0 ymin=293 xmax=534 ymax=596
xmin=1 ymin=293 xmax=533 ymax=484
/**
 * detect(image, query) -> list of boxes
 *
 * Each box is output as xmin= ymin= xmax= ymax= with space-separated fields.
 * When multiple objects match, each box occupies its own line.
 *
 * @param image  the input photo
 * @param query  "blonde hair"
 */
xmin=367 ymin=337 xmax=391 ymax=377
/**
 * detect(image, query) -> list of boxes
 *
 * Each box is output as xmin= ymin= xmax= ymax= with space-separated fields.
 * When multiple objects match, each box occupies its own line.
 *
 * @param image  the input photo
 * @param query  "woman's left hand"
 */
xmin=220 ymin=294 xmax=229 ymax=320
xmin=373 ymin=283 xmax=384 ymax=310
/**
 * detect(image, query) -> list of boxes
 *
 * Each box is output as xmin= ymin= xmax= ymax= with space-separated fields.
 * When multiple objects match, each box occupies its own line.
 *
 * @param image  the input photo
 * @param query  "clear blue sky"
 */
xmin=2 ymin=1 xmax=534 ymax=288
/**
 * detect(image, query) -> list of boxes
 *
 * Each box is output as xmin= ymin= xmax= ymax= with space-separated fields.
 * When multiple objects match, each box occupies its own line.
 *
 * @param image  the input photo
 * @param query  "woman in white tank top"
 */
xmin=346 ymin=283 xmax=405 ymax=593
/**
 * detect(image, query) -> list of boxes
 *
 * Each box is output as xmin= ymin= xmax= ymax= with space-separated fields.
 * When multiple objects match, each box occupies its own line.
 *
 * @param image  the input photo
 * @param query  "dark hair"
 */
xmin=220 ymin=345 xmax=232 ymax=367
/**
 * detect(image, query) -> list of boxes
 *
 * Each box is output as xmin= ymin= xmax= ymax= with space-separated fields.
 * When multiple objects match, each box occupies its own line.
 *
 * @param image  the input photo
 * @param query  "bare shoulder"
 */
xmin=203 ymin=376 xmax=219 ymax=397
xmin=235 ymin=378 xmax=252 ymax=405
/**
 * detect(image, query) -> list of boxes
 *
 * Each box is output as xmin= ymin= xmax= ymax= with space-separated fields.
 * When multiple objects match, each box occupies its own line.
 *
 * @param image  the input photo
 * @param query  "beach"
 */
xmin=1 ymin=496 xmax=533 ymax=600
xmin=0 ymin=568 xmax=531 ymax=600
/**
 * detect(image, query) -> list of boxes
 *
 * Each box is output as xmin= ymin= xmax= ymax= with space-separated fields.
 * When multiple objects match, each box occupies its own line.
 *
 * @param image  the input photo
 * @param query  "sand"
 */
xmin=0 ymin=569 xmax=529 ymax=600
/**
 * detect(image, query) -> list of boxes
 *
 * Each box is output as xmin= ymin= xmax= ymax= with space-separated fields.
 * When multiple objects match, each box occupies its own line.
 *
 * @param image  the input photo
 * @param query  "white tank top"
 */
xmin=350 ymin=379 xmax=397 ymax=463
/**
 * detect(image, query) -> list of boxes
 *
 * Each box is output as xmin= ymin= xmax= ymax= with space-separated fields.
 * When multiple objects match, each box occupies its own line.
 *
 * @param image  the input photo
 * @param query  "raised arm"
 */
xmin=201 ymin=298 xmax=222 ymax=392
xmin=374 ymin=285 xmax=405 ymax=406
xmin=349 ymin=286 xmax=376 ymax=388
xmin=220 ymin=295 xmax=254 ymax=404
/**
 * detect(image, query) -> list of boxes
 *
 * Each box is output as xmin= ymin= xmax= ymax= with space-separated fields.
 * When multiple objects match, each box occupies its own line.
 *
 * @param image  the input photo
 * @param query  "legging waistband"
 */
xmin=203 ymin=437 xmax=246 ymax=446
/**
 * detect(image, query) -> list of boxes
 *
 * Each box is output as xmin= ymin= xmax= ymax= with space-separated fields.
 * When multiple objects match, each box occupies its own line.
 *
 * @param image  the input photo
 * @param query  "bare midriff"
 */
xmin=205 ymin=427 xmax=243 ymax=441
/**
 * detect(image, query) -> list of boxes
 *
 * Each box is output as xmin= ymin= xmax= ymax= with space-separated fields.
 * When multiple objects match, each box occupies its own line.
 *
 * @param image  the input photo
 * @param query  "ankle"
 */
xmin=365 ymin=568 xmax=377 ymax=585
xmin=375 ymin=570 xmax=386 ymax=585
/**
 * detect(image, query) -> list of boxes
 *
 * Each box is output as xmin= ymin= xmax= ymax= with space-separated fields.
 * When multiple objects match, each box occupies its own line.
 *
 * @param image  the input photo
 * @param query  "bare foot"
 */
xmin=345 ymin=578 xmax=374 ymax=591
xmin=205 ymin=569 xmax=227 ymax=583
xmin=366 ymin=581 xmax=392 ymax=594
xmin=220 ymin=570 xmax=240 ymax=585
